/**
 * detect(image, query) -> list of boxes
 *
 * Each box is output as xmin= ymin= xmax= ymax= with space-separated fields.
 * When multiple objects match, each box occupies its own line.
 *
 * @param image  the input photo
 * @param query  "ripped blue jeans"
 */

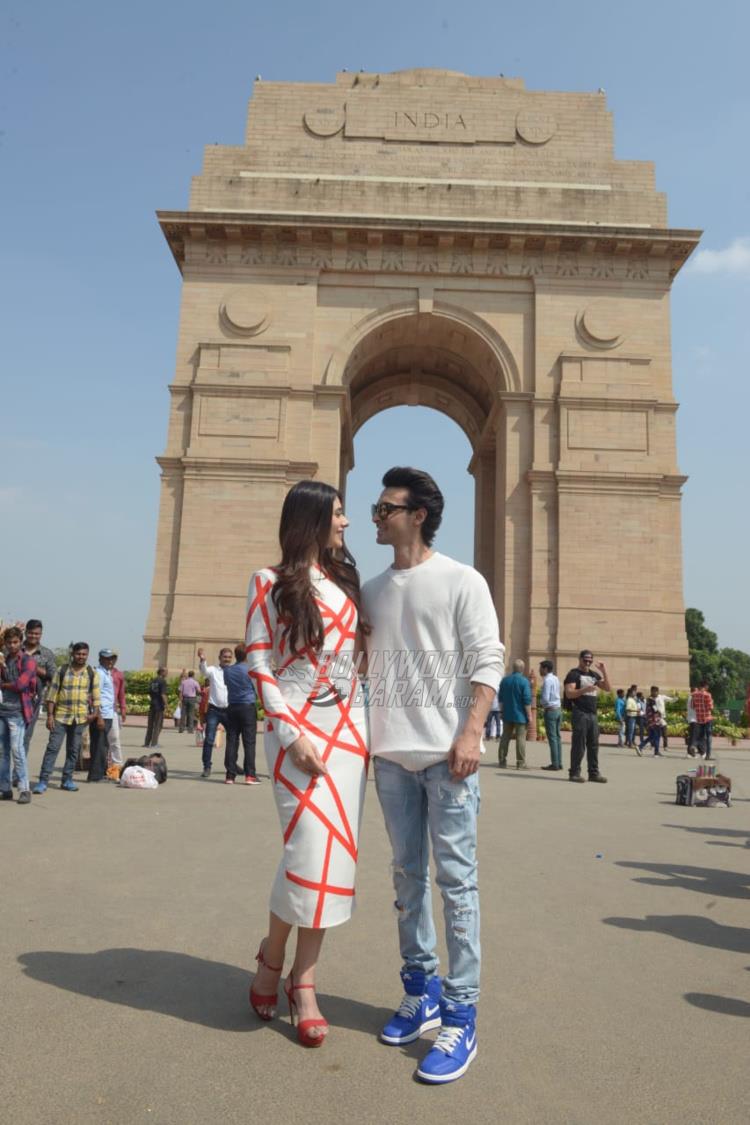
xmin=374 ymin=755 xmax=480 ymax=1004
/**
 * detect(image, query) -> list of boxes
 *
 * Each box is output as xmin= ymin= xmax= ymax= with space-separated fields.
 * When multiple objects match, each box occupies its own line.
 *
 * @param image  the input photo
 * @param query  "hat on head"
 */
xmin=99 ymin=648 xmax=115 ymax=658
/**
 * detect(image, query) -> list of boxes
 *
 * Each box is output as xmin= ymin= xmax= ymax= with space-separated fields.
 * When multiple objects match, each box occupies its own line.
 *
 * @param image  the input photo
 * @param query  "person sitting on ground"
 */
xmin=119 ymin=752 xmax=168 ymax=788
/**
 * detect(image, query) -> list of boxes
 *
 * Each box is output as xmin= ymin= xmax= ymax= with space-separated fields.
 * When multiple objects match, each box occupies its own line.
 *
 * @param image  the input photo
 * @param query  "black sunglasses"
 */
xmin=371 ymin=502 xmax=415 ymax=520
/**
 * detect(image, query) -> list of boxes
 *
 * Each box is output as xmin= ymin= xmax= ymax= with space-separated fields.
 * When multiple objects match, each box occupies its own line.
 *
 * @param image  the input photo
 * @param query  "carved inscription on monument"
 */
xmin=344 ymin=94 xmax=516 ymax=144
xmin=303 ymin=105 xmax=346 ymax=137
xmin=515 ymin=110 xmax=557 ymax=144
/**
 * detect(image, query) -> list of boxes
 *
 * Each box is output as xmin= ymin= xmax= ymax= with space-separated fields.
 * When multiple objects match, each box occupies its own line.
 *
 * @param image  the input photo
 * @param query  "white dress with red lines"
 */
xmin=245 ymin=566 xmax=368 ymax=929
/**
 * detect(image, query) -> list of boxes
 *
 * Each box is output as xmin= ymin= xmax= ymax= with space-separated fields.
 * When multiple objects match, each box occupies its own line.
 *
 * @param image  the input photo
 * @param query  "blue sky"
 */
xmin=3 ymin=0 xmax=748 ymax=667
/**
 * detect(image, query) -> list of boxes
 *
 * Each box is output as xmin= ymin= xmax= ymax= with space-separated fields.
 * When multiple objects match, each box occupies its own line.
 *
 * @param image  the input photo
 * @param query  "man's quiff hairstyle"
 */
xmin=382 ymin=466 xmax=444 ymax=546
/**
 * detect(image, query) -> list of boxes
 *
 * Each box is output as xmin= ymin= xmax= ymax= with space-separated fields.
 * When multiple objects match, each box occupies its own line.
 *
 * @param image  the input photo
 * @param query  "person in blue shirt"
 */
xmin=539 ymin=659 xmax=563 ymax=770
xmin=223 ymin=644 xmax=260 ymax=784
xmin=497 ymin=659 xmax=532 ymax=769
xmin=614 ymin=689 xmax=626 ymax=747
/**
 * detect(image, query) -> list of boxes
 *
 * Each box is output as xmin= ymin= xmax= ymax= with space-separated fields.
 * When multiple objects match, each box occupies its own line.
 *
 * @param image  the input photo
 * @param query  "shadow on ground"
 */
xmin=662 ymin=824 xmax=750 ymax=848
xmin=615 ymin=861 xmax=750 ymax=900
xmin=602 ymin=914 xmax=750 ymax=954
xmin=684 ymin=993 xmax=750 ymax=1018
xmin=18 ymin=949 xmax=391 ymax=1035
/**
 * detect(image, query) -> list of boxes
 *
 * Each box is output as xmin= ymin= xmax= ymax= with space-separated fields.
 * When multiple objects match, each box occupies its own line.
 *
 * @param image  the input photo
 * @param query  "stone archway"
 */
xmin=144 ymin=68 xmax=700 ymax=688
xmin=328 ymin=305 xmax=516 ymax=599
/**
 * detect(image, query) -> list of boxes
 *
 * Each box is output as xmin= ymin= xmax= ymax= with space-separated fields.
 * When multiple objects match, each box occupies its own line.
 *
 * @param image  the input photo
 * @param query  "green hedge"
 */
xmin=124 ymin=670 xmax=264 ymax=720
xmin=536 ymin=691 xmax=748 ymax=740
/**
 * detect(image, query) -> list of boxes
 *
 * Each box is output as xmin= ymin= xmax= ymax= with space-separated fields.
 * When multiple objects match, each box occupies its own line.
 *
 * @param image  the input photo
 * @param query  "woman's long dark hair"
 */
xmin=272 ymin=480 xmax=368 ymax=654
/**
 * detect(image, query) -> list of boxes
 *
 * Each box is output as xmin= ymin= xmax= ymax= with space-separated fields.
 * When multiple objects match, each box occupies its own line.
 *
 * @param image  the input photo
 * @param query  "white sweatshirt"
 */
xmin=362 ymin=552 xmax=505 ymax=769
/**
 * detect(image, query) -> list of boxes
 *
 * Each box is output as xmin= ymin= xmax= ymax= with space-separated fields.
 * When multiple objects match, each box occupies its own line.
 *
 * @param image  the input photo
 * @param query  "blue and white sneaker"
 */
xmin=380 ymin=970 xmax=442 ymax=1045
xmin=416 ymin=999 xmax=477 ymax=1083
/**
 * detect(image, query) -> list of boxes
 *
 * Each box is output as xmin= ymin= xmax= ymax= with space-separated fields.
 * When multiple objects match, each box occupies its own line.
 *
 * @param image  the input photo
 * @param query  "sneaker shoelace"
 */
xmin=396 ymin=993 xmax=423 ymax=1019
xmin=431 ymin=1025 xmax=465 ymax=1055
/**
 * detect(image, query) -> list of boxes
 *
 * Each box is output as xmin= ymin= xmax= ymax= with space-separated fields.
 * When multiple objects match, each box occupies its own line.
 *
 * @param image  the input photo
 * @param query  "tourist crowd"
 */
xmin=488 ymin=658 xmax=719 ymax=779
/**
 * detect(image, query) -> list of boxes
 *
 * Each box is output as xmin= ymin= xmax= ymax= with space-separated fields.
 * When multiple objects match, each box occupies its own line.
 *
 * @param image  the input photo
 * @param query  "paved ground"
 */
xmin=2 ymin=724 xmax=748 ymax=1124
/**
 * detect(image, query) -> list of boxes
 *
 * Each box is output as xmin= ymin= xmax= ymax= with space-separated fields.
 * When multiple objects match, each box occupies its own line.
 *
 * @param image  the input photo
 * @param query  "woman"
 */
xmin=245 ymin=480 xmax=368 ymax=1047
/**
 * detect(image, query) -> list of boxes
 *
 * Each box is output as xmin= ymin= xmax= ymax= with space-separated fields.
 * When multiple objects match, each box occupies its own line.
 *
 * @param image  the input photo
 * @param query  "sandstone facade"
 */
xmin=144 ymin=69 xmax=700 ymax=688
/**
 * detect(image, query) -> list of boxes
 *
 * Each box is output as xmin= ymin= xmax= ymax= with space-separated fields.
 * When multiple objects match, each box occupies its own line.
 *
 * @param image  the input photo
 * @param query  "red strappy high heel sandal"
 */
xmin=284 ymin=972 xmax=329 ymax=1047
xmin=249 ymin=941 xmax=283 ymax=1021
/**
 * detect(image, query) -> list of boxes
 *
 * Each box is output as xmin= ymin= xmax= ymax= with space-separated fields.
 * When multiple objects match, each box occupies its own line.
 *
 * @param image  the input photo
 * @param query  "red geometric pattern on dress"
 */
xmin=247 ymin=569 xmax=367 ymax=926
xmin=246 ymin=573 xmax=274 ymax=646
xmin=281 ymin=678 xmax=363 ymax=859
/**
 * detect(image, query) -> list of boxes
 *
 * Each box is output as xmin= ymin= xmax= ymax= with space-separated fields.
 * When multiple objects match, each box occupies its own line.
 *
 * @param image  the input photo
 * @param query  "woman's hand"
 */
xmin=287 ymin=735 xmax=328 ymax=777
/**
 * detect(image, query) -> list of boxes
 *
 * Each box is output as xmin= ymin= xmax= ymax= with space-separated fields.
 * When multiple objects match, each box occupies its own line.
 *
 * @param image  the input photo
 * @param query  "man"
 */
xmin=563 ymin=649 xmax=611 ymax=783
xmin=539 ymin=659 xmax=562 ymax=770
xmin=0 ymin=626 xmax=37 ymax=804
xmin=615 ymin=689 xmax=626 ymax=747
xmin=624 ymin=687 xmax=639 ymax=749
xmin=223 ymin=645 xmax=260 ymax=784
xmin=652 ymin=686 xmax=674 ymax=749
xmin=638 ymin=689 xmax=665 ymax=756
xmin=144 ymin=667 xmax=168 ymax=749
xmin=178 ymin=669 xmax=201 ymax=733
xmin=635 ymin=691 xmax=646 ymax=742
xmin=497 ymin=659 xmax=532 ymax=769
xmin=197 ymin=647 xmax=232 ymax=778
xmin=690 ymin=681 xmax=714 ymax=760
xmin=484 ymin=686 xmax=502 ymax=741
xmin=637 ymin=686 xmax=667 ymax=756
xmin=22 ymin=619 xmax=57 ymax=757
xmin=35 ymin=643 xmax=100 ymax=793
xmin=88 ymin=649 xmax=116 ymax=782
xmin=106 ymin=652 xmax=127 ymax=779
xmin=363 ymin=466 xmax=504 ymax=1085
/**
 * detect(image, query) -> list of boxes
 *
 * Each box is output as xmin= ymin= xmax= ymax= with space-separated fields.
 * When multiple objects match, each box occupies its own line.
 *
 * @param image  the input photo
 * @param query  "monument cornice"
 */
xmin=158 ymin=209 xmax=701 ymax=282
xmin=156 ymin=455 xmax=318 ymax=480
xmin=549 ymin=469 xmax=688 ymax=494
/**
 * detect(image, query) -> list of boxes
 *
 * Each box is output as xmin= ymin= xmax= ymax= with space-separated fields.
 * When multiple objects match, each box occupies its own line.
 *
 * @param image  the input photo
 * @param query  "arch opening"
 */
xmin=345 ymin=405 xmax=477 ymax=585
xmin=338 ymin=310 xmax=506 ymax=591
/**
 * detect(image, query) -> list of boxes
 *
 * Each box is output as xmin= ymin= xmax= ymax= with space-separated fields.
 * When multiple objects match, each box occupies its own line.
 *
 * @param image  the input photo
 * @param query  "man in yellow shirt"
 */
xmin=33 ymin=643 xmax=100 ymax=793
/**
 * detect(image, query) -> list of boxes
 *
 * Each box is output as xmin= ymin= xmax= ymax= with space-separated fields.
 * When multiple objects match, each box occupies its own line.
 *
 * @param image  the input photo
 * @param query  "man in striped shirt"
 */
xmin=34 ymin=643 xmax=100 ymax=794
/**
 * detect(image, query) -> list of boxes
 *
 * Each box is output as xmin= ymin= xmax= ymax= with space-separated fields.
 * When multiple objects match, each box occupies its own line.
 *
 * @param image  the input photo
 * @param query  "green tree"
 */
xmin=685 ymin=608 xmax=750 ymax=711
xmin=685 ymin=608 xmax=718 ymax=654
xmin=719 ymin=648 xmax=750 ymax=708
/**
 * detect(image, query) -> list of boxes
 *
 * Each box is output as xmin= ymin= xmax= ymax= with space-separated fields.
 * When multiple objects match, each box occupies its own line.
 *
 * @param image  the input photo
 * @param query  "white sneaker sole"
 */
xmin=380 ymin=1015 xmax=442 ymax=1045
xmin=417 ymin=1044 xmax=477 ymax=1083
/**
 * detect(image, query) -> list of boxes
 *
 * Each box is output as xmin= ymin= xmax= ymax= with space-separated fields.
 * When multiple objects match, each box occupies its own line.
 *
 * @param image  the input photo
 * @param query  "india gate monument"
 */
xmin=144 ymin=69 xmax=700 ymax=688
